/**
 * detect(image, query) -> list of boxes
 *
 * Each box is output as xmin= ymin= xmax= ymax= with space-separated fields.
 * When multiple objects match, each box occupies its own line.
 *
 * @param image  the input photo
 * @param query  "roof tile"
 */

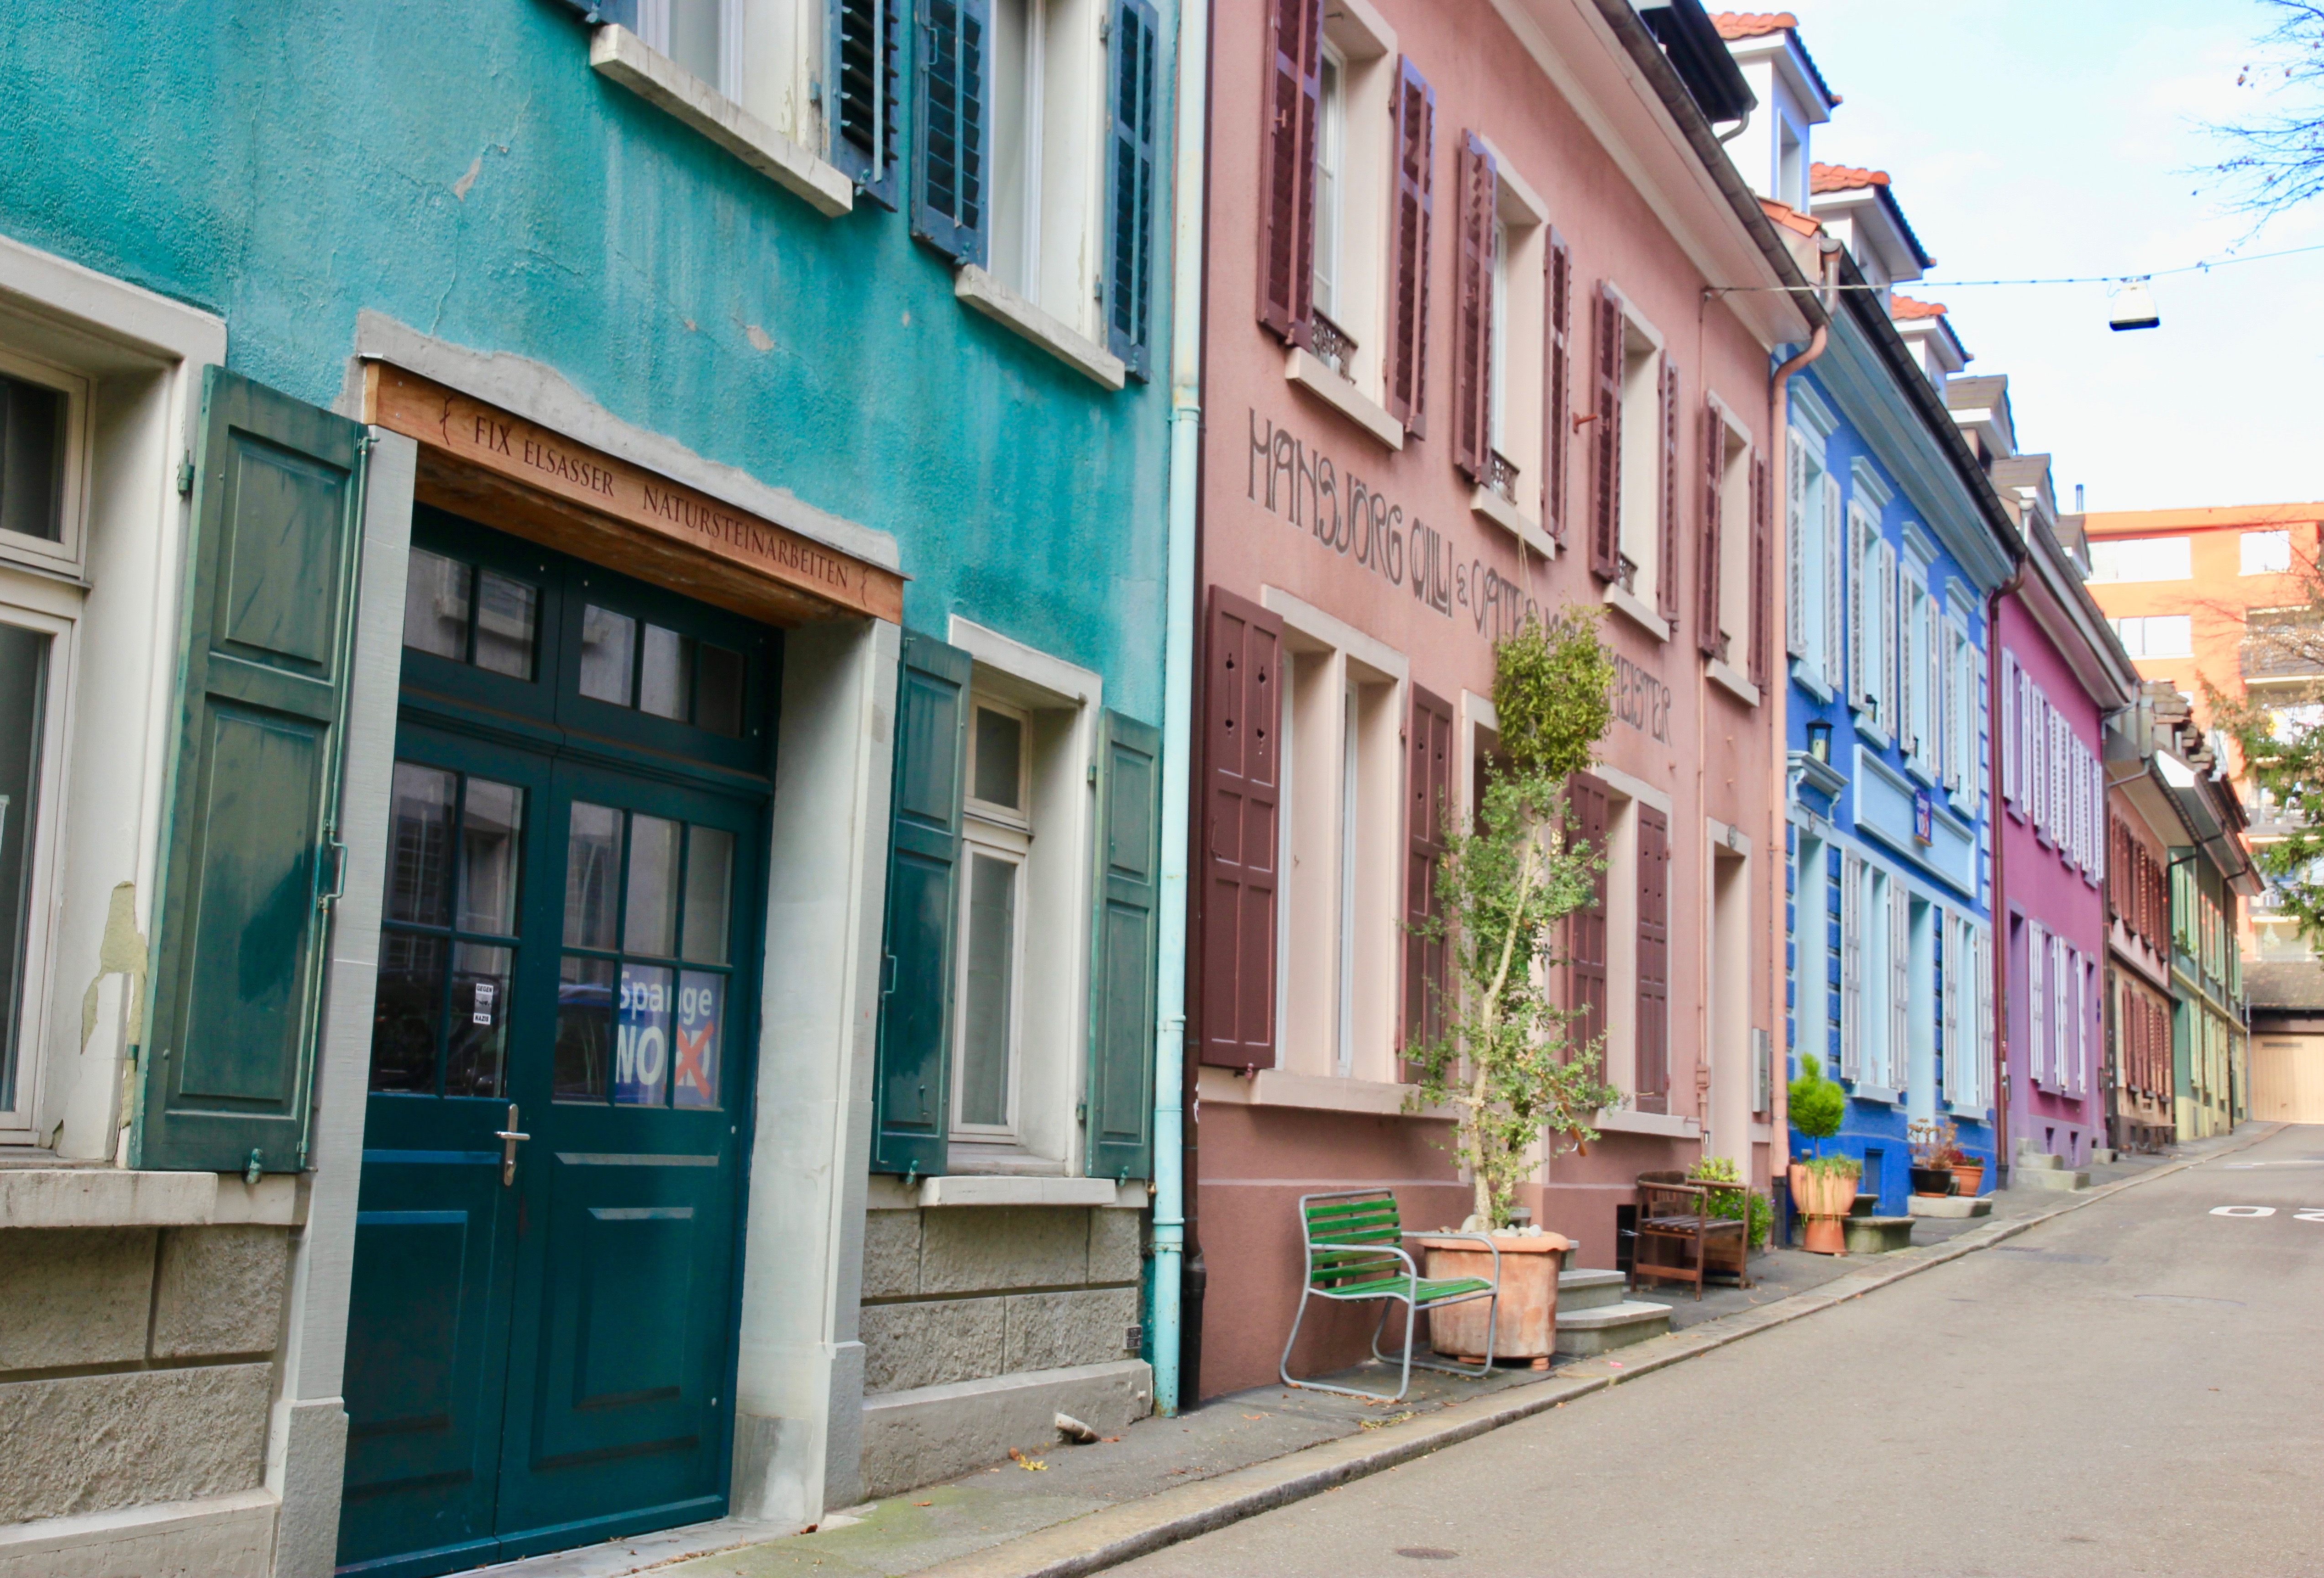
xmin=1890 ymin=295 xmax=1948 ymax=320
xmin=1711 ymin=11 xmax=1798 ymax=38
xmin=1757 ymin=196 xmax=1824 ymax=239
xmin=1811 ymin=162 xmax=1891 ymax=193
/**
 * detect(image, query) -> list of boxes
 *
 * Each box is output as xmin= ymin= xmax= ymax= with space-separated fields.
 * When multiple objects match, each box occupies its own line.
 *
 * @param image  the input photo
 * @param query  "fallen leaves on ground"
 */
xmin=1358 ymin=1410 xmax=1415 ymax=1431
xmin=1007 ymin=1448 xmax=1047 ymax=1471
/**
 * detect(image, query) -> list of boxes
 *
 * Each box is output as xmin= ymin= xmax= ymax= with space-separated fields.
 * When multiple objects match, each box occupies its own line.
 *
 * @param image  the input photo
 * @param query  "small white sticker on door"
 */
xmin=473 ymin=982 xmax=495 ymax=1025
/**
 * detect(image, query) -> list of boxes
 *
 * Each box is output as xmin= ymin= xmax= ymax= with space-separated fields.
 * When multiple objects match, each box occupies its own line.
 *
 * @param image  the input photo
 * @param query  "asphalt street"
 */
xmin=1117 ymin=1125 xmax=2324 ymax=1578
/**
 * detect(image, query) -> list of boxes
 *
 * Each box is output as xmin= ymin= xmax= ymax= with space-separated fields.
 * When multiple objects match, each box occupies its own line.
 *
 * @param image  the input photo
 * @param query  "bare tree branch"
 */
xmin=2200 ymin=0 xmax=2324 ymax=223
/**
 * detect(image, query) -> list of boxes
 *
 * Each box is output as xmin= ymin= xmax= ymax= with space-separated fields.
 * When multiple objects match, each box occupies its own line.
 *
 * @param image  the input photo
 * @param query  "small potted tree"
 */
xmin=1786 ymin=1059 xmax=1855 ymax=1255
xmin=1407 ymin=609 xmax=1619 ymax=1364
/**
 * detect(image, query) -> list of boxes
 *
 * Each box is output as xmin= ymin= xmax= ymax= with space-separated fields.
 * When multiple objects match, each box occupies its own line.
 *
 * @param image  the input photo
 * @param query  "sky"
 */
xmin=1786 ymin=0 xmax=2324 ymax=512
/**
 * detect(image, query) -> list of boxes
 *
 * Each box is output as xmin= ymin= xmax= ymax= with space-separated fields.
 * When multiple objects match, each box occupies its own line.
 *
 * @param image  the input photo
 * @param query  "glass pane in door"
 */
xmin=0 ymin=622 xmax=46 ymax=1108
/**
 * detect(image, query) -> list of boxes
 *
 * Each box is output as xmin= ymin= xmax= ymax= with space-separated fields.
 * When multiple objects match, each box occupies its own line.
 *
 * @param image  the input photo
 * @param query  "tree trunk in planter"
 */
xmin=1420 ymin=1235 xmax=1568 ymax=1360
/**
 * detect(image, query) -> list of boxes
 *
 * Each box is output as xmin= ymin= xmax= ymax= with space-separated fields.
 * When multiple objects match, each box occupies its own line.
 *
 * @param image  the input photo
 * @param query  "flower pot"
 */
xmin=1420 ymin=1233 xmax=1569 ymax=1361
xmin=1909 ymin=1166 xmax=1957 ymax=1198
xmin=1951 ymin=1162 xmax=1985 ymax=1197
xmin=1794 ymin=1168 xmax=1859 ymax=1220
xmin=1801 ymin=1215 xmax=1848 ymax=1255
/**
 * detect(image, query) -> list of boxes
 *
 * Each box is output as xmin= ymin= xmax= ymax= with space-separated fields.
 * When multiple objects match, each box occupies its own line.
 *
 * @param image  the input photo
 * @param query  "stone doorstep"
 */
xmin=2011 ymin=1167 xmax=2089 ymax=1192
xmin=1908 ymin=1194 xmax=1993 ymax=1218
xmin=1554 ymin=1269 xmax=1628 ymax=1312
xmin=1553 ymin=1300 xmax=1673 ymax=1357
xmin=2016 ymin=1152 xmax=2065 ymax=1171
xmin=859 ymin=1361 xmax=1155 ymax=1502
xmin=1841 ymin=1217 xmax=1915 ymax=1254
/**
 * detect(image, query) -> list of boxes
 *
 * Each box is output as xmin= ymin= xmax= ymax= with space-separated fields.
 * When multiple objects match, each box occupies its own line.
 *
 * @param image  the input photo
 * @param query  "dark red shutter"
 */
xmin=1567 ymin=773 xmax=1611 ymax=1058
xmin=1198 ymin=588 xmax=1283 ymax=1068
xmin=1636 ymin=803 xmax=1670 ymax=1112
xmin=1657 ymin=357 xmax=1681 ymax=625
xmin=1453 ymin=133 xmax=1495 ymax=484
xmin=1697 ymin=399 xmax=1723 ymax=660
xmin=1258 ymin=0 xmax=1323 ymax=346
xmin=1748 ymin=449 xmax=1772 ymax=688
xmin=1403 ymin=686 xmax=1455 ymax=1071
xmin=1590 ymin=283 xmax=1622 ymax=581
xmin=1385 ymin=58 xmax=1435 ymax=437
xmin=1544 ymin=230 xmax=1572 ymax=541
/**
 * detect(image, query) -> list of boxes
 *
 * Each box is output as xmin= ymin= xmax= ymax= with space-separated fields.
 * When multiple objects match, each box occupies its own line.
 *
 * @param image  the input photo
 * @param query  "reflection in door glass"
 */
xmin=958 ymin=852 xmax=1017 ymax=1127
xmin=556 ymin=954 xmax=614 ymax=1100
xmin=626 ymin=815 xmax=680 ymax=957
xmin=681 ymin=826 xmax=734 ymax=964
xmin=473 ymin=570 xmax=539 ymax=680
xmin=579 ymin=605 xmax=635 ymax=705
xmin=370 ymin=932 xmax=446 ymax=1093
xmin=402 ymin=549 xmax=470 ymax=660
xmin=614 ymin=963 xmax=673 ymax=1105
xmin=564 ymin=802 xmax=620 ymax=949
xmin=458 ymin=780 xmax=524 ymax=936
xmin=696 ymin=644 xmax=745 ymax=737
xmin=640 ymin=624 xmax=688 ymax=721
xmin=444 ymin=942 xmax=513 ymax=1098
xmin=385 ymin=764 xmax=456 ymax=926
xmin=673 ymin=971 xmax=722 ymax=1108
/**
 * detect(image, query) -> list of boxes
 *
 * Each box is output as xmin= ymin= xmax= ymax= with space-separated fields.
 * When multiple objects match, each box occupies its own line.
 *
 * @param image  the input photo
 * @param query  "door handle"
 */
xmin=495 ymin=1104 xmax=530 ymax=1187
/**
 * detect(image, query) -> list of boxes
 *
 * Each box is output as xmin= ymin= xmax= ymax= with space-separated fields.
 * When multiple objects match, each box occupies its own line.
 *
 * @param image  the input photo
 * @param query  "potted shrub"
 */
xmin=1687 ymin=1155 xmax=1769 ymax=1283
xmin=1786 ymin=1061 xmax=1852 ymax=1254
xmin=1409 ymin=611 xmax=1618 ymax=1364
xmin=1907 ymin=1120 xmax=1960 ymax=1198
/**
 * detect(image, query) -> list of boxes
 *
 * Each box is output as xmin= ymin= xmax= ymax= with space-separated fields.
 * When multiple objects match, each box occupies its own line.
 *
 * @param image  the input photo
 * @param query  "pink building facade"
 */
xmin=1180 ymin=0 xmax=1814 ymax=1399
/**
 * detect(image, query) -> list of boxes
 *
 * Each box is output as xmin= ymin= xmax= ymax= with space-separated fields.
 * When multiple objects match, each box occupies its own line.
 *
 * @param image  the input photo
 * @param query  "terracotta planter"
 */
xmin=1419 ymin=1234 xmax=1569 ymax=1361
xmin=1791 ymin=1162 xmax=1859 ymax=1255
xmin=1951 ymin=1162 xmax=1985 ymax=1197
xmin=1801 ymin=1215 xmax=1848 ymax=1256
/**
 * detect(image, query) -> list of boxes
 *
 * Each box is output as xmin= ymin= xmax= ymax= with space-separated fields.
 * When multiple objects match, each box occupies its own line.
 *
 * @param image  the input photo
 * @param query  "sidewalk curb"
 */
xmin=905 ymin=1125 xmax=2281 ymax=1578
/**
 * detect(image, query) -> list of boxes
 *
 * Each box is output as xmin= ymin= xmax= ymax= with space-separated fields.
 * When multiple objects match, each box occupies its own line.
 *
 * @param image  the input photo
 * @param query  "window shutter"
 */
xmin=1198 ymin=588 xmax=1282 ymax=1068
xmin=2027 ymin=920 xmax=2047 ymax=1087
xmin=912 ymin=0 xmax=991 ymax=264
xmin=1544 ymin=231 xmax=1572 ymax=541
xmin=1453 ymin=133 xmax=1496 ymax=483
xmin=1697 ymin=400 xmax=1722 ymax=661
xmin=1898 ymin=575 xmax=1916 ymax=757
xmin=1259 ymin=0 xmax=1323 ymax=345
xmin=1838 ymin=851 xmax=1863 ymax=1082
xmin=1086 ymin=709 xmax=1161 ymax=1182
xmin=1975 ymin=926 xmax=1993 ymax=1110
xmin=1589 ymin=283 xmax=1622 ymax=581
xmin=831 ymin=0 xmax=903 ymax=208
xmin=1568 ymin=773 xmax=1611 ymax=1055
xmin=1941 ymin=913 xmax=1963 ymax=1106
xmin=1888 ymin=878 xmax=1910 ymax=1093
xmin=872 ymin=631 xmax=972 ymax=1175
xmin=1657 ymin=357 xmax=1681 ymax=624
xmin=1635 ymin=804 xmax=1670 ymax=1111
xmin=1877 ymin=541 xmax=1897 ymax=731
xmin=1784 ymin=436 xmax=1806 ymax=660
xmin=1749 ymin=449 xmax=1772 ymax=689
xmin=1103 ymin=0 xmax=1161 ymax=379
xmin=1846 ymin=511 xmax=1867 ymax=710
xmin=2073 ymin=952 xmax=2088 ymax=1098
xmin=1403 ymin=686 xmax=1454 ymax=1065
xmin=1821 ymin=476 xmax=1845 ymax=694
xmin=134 ymin=370 xmax=365 ymax=1174
xmin=1385 ymin=57 xmax=1435 ymax=435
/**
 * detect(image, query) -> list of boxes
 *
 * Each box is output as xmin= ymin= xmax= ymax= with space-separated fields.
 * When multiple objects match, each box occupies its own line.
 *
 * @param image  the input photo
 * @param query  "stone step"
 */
xmin=2016 ymin=1151 xmax=2065 ymax=1170
xmin=1908 ymin=1194 xmax=1993 ymax=1219
xmin=1556 ymin=1269 xmax=1629 ymax=1312
xmin=2011 ymin=1165 xmax=2088 ymax=1192
xmin=1555 ymin=1299 xmax=1672 ymax=1357
xmin=1842 ymin=1215 xmax=1915 ymax=1254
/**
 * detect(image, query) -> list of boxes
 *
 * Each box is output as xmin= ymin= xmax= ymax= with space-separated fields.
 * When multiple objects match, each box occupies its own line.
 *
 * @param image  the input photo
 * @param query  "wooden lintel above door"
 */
xmin=363 ymin=361 xmax=904 ymax=628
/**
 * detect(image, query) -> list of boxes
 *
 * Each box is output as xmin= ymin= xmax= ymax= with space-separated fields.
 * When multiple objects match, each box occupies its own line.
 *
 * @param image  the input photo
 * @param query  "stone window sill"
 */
xmin=1284 ymin=348 xmax=1403 ymax=450
xmin=1469 ymin=484 xmax=1556 ymax=561
xmin=0 ymin=1168 xmax=307 ymax=1229
xmin=1196 ymin=1066 xmax=1455 ymax=1120
xmin=915 ymin=1176 xmax=1124 ymax=1208
xmin=955 ymin=266 xmax=1127 ymax=390
xmin=1790 ymin=659 xmax=1832 ymax=702
xmin=1603 ymin=580 xmax=1671 ymax=642
xmin=1594 ymin=1108 xmax=1700 ymax=1139
xmin=1706 ymin=656 xmax=1760 ymax=707
xmin=590 ymin=26 xmax=854 ymax=218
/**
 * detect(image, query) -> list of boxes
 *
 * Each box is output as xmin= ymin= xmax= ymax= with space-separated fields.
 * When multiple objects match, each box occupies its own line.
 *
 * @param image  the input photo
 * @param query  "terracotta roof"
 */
xmin=1711 ymin=11 xmax=1796 ymax=38
xmin=1890 ymin=295 xmax=1948 ymax=320
xmin=1811 ymin=162 xmax=1891 ymax=193
xmin=1758 ymin=196 xmax=1824 ymax=239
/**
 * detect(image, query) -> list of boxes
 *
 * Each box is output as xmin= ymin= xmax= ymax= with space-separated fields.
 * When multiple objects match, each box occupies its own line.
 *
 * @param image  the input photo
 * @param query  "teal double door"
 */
xmin=340 ymin=512 xmax=775 ymax=1577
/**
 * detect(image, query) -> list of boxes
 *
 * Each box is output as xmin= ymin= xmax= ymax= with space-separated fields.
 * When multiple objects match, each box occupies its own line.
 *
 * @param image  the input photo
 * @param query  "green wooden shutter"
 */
xmin=1103 ymin=0 xmax=1161 ymax=379
xmin=830 ymin=0 xmax=902 ymax=209
xmin=134 ymin=369 xmax=366 ymax=1175
xmin=1086 ymin=709 xmax=1160 ymax=1182
xmin=912 ymin=0 xmax=991 ymax=265
xmin=872 ymin=631 xmax=972 ymax=1176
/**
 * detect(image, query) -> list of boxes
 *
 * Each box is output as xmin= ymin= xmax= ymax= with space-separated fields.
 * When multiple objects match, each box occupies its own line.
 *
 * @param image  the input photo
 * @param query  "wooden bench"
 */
xmin=1279 ymin=1190 xmax=1502 ymax=1403
xmin=1630 ymin=1171 xmax=1751 ymax=1301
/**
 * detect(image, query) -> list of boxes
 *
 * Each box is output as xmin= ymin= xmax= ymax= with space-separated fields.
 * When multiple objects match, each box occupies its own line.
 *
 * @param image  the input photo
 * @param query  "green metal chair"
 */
xmin=1279 ymin=1189 xmax=1501 ymax=1403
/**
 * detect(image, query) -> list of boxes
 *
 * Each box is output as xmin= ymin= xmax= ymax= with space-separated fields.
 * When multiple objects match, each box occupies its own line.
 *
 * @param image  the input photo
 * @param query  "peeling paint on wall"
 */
xmin=80 ymin=882 xmax=147 ymax=1053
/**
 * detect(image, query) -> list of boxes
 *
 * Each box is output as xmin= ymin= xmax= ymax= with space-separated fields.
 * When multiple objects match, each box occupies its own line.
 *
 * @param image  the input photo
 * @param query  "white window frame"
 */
xmin=2087 ymin=535 xmax=2191 ymax=583
xmin=1606 ymin=293 xmax=1669 ymax=635
xmin=0 ymin=580 xmax=77 ymax=1145
xmin=1312 ymin=40 xmax=1348 ymax=325
xmin=1466 ymin=137 xmax=1548 ymax=549
xmin=0 ymin=343 xmax=92 ymax=581
xmin=1706 ymin=393 xmax=1754 ymax=686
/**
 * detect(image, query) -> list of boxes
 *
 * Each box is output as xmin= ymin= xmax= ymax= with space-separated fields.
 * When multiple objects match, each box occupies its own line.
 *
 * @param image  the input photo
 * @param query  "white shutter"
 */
xmin=1974 ymin=926 xmax=1993 ymax=1111
xmin=1931 ymin=600 xmax=1947 ymax=782
xmin=1944 ymin=913 xmax=1967 ymax=1106
xmin=2053 ymin=935 xmax=2072 ymax=1095
xmin=2073 ymin=950 xmax=2089 ymax=1098
xmin=1840 ymin=850 xmax=1864 ymax=1081
xmin=2087 ymin=752 xmax=2105 ymax=887
xmin=2028 ymin=919 xmax=2048 ymax=1087
xmin=1786 ymin=437 xmax=1807 ymax=660
xmin=1889 ymin=877 xmax=1911 ymax=1094
xmin=1999 ymin=654 xmax=2017 ymax=810
xmin=1898 ymin=573 xmax=1917 ymax=758
xmin=1878 ymin=541 xmax=1899 ymax=733
xmin=1978 ymin=661 xmax=1991 ymax=819
xmin=1846 ymin=509 xmax=1867 ymax=710
xmin=1822 ymin=477 xmax=1845 ymax=693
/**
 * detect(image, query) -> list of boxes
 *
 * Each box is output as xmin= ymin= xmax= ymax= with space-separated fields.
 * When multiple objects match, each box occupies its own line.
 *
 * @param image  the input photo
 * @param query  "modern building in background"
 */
xmin=0 ymin=0 xmax=1178 ymax=1571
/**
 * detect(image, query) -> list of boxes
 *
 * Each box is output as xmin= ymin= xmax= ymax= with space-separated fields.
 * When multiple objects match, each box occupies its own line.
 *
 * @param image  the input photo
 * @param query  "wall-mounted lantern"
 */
xmin=1807 ymin=719 xmax=1833 ymax=763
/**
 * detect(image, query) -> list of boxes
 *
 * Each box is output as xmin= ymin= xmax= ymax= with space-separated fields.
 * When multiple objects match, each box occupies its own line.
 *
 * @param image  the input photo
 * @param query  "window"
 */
xmin=0 ymin=610 xmax=60 ymax=1123
xmin=1589 ymin=286 xmax=1676 ymax=630
xmin=1791 ymin=831 xmax=1831 ymax=1078
xmin=2242 ymin=529 xmax=2293 ymax=576
xmin=1847 ymin=502 xmax=1885 ymax=726
xmin=1777 ymin=118 xmax=1804 ymax=210
xmin=2087 ymin=535 xmax=2190 ymax=582
xmin=2110 ymin=614 xmax=2191 ymax=659
xmin=1783 ymin=425 xmax=1843 ymax=693
xmin=1312 ymin=43 xmax=1346 ymax=327
xmin=956 ymin=700 xmax=1031 ymax=1135
xmin=1700 ymin=399 xmax=1754 ymax=678
xmin=0 ymin=355 xmax=86 ymax=577
xmin=1453 ymin=136 xmax=1544 ymax=519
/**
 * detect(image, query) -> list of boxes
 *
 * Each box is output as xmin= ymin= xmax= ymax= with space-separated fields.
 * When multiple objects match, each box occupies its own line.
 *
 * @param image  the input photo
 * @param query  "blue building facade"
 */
xmin=0 ymin=2 xmax=1178 ymax=1572
xmin=1780 ymin=279 xmax=2017 ymax=1214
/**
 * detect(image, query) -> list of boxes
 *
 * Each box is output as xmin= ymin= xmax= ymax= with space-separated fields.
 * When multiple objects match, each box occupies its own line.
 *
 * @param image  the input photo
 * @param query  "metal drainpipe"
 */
xmin=1147 ymin=0 xmax=1210 ymax=1420
xmin=1984 ymin=557 xmax=2029 ymax=1180
xmin=1763 ymin=239 xmax=1836 ymax=1220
